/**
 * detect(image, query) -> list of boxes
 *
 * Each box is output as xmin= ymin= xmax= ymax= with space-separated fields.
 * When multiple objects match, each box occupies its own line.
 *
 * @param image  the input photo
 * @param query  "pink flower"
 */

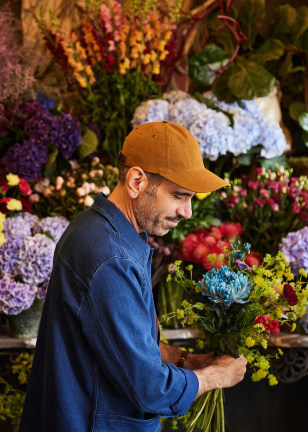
xmin=18 ymin=178 xmax=32 ymax=195
xmin=248 ymin=180 xmax=261 ymax=190
xmin=271 ymin=203 xmax=279 ymax=212
xmin=84 ymin=195 xmax=94 ymax=207
xmin=253 ymin=197 xmax=264 ymax=207
xmin=29 ymin=193 xmax=40 ymax=203
xmin=265 ymin=197 xmax=274 ymax=206
xmin=55 ymin=176 xmax=64 ymax=191
xmin=293 ymin=201 xmax=301 ymax=214
xmin=259 ymin=188 xmax=269 ymax=197
xmin=239 ymin=188 xmax=247 ymax=197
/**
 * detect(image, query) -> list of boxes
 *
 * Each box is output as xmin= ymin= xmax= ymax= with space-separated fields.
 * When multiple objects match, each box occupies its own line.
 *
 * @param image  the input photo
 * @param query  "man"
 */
xmin=20 ymin=121 xmax=247 ymax=432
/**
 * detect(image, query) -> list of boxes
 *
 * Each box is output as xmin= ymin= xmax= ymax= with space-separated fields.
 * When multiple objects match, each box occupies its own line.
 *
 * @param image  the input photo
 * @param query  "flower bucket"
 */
xmin=8 ymin=298 xmax=44 ymax=339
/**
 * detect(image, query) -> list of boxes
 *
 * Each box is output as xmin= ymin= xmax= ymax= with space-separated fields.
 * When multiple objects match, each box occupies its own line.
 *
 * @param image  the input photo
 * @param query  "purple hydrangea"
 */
xmin=131 ymin=100 xmax=169 ymax=127
xmin=279 ymin=226 xmax=308 ymax=275
xmin=3 ymin=212 xmax=39 ymax=240
xmin=4 ymin=99 xmax=45 ymax=129
xmin=32 ymin=216 xmax=70 ymax=243
xmin=0 ymin=238 xmax=24 ymax=277
xmin=24 ymin=111 xmax=59 ymax=145
xmin=0 ymin=274 xmax=37 ymax=315
xmin=36 ymin=278 xmax=49 ymax=301
xmin=35 ymin=92 xmax=56 ymax=113
xmin=17 ymin=233 xmax=56 ymax=285
xmin=56 ymin=112 xmax=82 ymax=158
xmin=1 ymin=138 xmax=48 ymax=181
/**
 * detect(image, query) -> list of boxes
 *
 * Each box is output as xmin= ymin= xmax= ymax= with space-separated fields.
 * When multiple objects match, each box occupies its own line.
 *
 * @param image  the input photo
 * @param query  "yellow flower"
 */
xmin=0 ymin=232 xmax=6 ymax=247
xmin=150 ymin=50 xmax=158 ymax=62
xmin=290 ymin=322 xmax=296 ymax=332
xmin=157 ymin=40 xmax=166 ymax=52
xmin=300 ymin=268 xmax=308 ymax=278
xmin=196 ymin=192 xmax=211 ymax=200
xmin=142 ymin=53 xmax=151 ymax=65
xmin=74 ymin=74 xmax=88 ymax=89
xmin=245 ymin=336 xmax=255 ymax=347
xmin=176 ymin=309 xmax=184 ymax=319
xmin=261 ymin=339 xmax=268 ymax=349
xmin=0 ymin=212 xmax=5 ymax=224
xmin=6 ymin=199 xmax=22 ymax=211
xmin=6 ymin=173 xmax=20 ymax=186
xmin=268 ymin=374 xmax=278 ymax=386
xmin=258 ymin=357 xmax=270 ymax=370
xmin=159 ymin=50 xmax=168 ymax=61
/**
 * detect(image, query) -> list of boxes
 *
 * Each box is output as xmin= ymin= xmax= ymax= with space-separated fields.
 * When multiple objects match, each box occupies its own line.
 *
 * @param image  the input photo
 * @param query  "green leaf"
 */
xmin=228 ymin=59 xmax=275 ymax=100
xmin=271 ymin=5 xmax=297 ymax=37
xmin=298 ymin=111 xmax=308 ymax=133
xmin=260 ymin=154 xmax=287 ymax=170
xmin=44 ymin=144 xmax=59 ymax=178
xmin=239 ymin=0 xmax=265 ymax=49
xmin=188 ymin=43 xmax=230 ymax=87
xmin=289 ymin=101 xmax=305 ymax=122
xmin=213 ymin=65 xmax=238 ymax=103
xmin=236 ymin=146 xmax=262 ymax=166
xmin=249 ymin=39 xmax=284 ymax=63
xmin=302 ymin=131 xmax=308 ymax=148
xmin=193 ymin=302 xmax=205 ymax=311
xmin=290 ymin=7 xmax=308 ymax=47
xmin=78 ymin=128 xmax=99 ymax=159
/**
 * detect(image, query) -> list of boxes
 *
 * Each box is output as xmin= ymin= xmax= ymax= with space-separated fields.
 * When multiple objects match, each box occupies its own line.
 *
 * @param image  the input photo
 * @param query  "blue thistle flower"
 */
xmin=197 ymin=266 xmax=251 ymax=304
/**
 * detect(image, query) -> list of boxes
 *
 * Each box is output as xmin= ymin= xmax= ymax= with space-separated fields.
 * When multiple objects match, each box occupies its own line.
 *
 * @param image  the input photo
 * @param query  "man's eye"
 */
xmin=173 ymin=194 xmax=181 ymax=200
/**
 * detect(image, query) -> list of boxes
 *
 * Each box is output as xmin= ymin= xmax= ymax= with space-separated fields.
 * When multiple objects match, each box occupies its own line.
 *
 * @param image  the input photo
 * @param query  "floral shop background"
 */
xmin=0 ymin=0 xmax=308 ymax=431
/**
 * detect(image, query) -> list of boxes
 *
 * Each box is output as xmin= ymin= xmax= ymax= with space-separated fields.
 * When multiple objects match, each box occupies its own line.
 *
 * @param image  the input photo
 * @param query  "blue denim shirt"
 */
xmin=19 ymin=194 xmax=199 ymax=432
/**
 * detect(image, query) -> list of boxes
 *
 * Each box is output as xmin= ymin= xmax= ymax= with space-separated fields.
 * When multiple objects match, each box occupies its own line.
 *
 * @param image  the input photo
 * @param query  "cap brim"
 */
xmin=160 ymin=169 xmax=230 ymax=193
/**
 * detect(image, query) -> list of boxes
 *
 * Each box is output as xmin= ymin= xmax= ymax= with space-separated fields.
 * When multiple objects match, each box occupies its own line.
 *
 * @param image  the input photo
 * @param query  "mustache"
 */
xmin=166 ymin=216 xmax=184 ymax=222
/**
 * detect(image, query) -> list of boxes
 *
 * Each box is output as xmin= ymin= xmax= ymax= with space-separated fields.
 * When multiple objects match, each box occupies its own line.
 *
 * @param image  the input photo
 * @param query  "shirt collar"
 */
xmin=91 ymin=193 xmax=152 ymax=266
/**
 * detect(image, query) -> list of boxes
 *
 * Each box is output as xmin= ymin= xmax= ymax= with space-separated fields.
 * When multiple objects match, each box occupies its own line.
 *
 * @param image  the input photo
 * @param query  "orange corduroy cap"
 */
xmin=121 ymin=121 xmax=230 ymax=193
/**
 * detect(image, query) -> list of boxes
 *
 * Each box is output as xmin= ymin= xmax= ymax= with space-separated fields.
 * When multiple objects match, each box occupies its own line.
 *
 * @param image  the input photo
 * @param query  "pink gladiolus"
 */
xmin=259 ymin=188 xmax=269 ymax=197
xmin=253 ymin=198 xmax=263 ymax=207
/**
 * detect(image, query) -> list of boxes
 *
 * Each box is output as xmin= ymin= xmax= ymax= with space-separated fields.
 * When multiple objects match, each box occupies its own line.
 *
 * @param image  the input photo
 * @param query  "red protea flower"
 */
xmin=245 ymin=251 xmax=263 ymax=268
xmin=219 ymin=222 xmax=243 ymax=238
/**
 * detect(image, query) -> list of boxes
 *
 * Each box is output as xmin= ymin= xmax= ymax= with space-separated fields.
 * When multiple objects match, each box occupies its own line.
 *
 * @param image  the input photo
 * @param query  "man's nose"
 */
xmin=177 ymin=200 xmax=192 ymax=220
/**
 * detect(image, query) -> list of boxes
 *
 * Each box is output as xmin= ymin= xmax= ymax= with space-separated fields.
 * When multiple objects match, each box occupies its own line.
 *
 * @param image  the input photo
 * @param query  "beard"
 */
xmin=133 ymin=186 xmax=182 ymax=236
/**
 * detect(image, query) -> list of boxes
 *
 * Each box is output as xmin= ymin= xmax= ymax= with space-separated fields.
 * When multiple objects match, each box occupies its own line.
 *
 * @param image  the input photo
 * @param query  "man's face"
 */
xmin=133 ymin=178 xmax=194 ymax=236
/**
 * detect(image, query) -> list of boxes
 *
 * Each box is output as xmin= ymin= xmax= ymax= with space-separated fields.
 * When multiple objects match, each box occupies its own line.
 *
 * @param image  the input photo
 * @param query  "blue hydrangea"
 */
xmin=169 ymin=99 xmax=205 ymax=129
xmin=3 ymin=213 xmax=39 ymax=240
xmin=0 ymin=274 xmax=37 ymax=315
xmin=131 ymin=100 xmax=169 ymax=127
xmin=279 ymin=226 xmax=308 ymax=275
xmin=259 ymin=117 xmax=287 ymax=159
xmin=35 ymin=92 xmax=56 ymax=112
xmin=162 ymin=90 xmax=192 ymax=104
xmin=189 ymin=109 xmax=234 ymax=161
xmin=17 ymin=233 xmax=56 ymax=285
xmin=32 ymin=216 xmax=70 ymax=243
xmin=197 ymin=266 xmax=251 ymax=304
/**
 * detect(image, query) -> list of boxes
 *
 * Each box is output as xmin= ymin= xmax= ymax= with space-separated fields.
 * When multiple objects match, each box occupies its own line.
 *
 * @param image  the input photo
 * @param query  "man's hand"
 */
xmin=194 ymin=354 xmax=247 ymax=399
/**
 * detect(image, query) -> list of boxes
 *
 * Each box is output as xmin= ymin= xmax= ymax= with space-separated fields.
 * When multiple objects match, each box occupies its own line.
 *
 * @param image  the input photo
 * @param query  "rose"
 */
xmin=255 ymin=315 xmax=280 ymax=334
xmin=283 ymin=283 xmax=298 ymax=306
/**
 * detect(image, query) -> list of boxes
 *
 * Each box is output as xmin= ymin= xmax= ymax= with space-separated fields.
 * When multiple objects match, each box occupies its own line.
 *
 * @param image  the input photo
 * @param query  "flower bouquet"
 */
xmin=163 ymin=244 xmax=308 ymax=431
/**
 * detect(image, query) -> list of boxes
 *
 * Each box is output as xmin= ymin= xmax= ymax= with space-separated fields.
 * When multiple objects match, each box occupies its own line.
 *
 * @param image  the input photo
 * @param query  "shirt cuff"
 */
xmin=170 ymin=368 xmax=199 ymax=416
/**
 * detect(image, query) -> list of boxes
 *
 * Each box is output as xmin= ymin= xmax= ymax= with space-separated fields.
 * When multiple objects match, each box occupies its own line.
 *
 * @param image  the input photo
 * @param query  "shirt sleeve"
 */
xmin=77 ymin=256 xmax=199 ymax=417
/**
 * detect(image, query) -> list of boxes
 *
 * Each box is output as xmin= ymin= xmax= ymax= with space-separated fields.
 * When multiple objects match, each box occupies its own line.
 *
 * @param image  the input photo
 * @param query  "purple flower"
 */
xmin=1 ymin=138 xmax=48 ymax=181
xmin=3 ymin=212 xmax=39 ymax=240
xmin=32 ymin=216 xmax=69 ymax=243
xmin=56 ymin=113 xmax=82 ymax=158
xmin=24 ymin=111 xmax=59 ymax=145
xmin=0 ymin=274 xmax=37 ymax=315
xmin=0 ymin=238 xmax=24 ymax=277
xmin=17 ymin=233 xmax=56 ymax=285
xmin=36 ymin=279 xmax=49 ymax=301
xmin=132 ymin=99 xmax=169 ymax=127
xmin=5 ymin=99 xmax=45 ymax=129
xmin=35 ymin=92 xmax=56 ymax=112
xmin=279 ymin=227 xmax=308 ymax=275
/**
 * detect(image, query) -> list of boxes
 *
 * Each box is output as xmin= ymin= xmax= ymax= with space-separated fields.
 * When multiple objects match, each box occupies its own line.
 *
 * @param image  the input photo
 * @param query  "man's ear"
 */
xmin=126 ymin=167 xmax=148 ymax=198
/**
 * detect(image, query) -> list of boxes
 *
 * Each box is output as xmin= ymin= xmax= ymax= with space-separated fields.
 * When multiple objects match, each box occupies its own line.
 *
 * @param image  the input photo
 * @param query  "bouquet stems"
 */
xmin=184 ymin=389 xmax=224 ymax=432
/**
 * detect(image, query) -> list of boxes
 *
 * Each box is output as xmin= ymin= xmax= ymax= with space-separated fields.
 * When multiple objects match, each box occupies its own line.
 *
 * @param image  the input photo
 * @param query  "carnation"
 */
xmin=279 ymin=226 xmax=308 ymax=275
xmin=17 ymin=233 xmax=56 ymax=285
xmin=283 ymin=283 xmax=298 ymax=306
xmin=0 ymin=274 xmax=37 ymax=315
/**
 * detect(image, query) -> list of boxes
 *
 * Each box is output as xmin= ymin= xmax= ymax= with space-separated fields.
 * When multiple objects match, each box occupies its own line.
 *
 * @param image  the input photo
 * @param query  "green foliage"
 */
xmin=0 ymin=352 xmax=33 ymax=431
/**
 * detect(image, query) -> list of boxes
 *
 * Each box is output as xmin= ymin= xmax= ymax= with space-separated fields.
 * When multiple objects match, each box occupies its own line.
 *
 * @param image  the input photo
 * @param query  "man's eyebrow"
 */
xmin=171 ymin=191 xmax=195 ymax=197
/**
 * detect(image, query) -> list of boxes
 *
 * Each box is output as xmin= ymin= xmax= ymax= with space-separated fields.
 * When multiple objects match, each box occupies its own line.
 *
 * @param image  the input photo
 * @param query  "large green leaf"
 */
xmin=290 ymin=7 xmax=308 ymax=47
xmin=188 ymin=43 xmax=230 ymax=87
xmin=213 ymin=64 xmax=238 ymax=103
xmin=239 ymin=0 xmax=265 ymax=49
xmin=78 ymin=128 xmax=99 ymax=159
xmin=43 ymin=144 xmax=59 ymax=179
xmin=298 ymin=111 xmax=308 ymax=133
xmin=226 ymin=59 xmax=275 ymax=100
xmin=271 ymin=4 xmax=297 ymax=37
xmin=249 ymin=39 xmax=284 ymax=63
xmin=260 ymin=154 xmax=287 ymax=170
xmin=289 ymin=101 xmax=305 ymax=122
